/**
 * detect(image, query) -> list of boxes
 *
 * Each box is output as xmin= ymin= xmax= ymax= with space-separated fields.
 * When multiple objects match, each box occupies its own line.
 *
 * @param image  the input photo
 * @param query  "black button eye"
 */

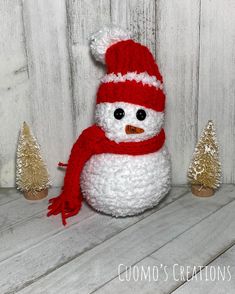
xmin=114 ymin=108 xmax=125 ymax=120
xmin=136 ymin=109 xmax=146 ymax=121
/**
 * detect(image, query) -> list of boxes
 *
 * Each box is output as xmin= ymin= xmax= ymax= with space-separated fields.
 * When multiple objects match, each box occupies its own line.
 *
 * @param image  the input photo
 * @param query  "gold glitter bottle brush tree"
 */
xmin=16 ymin=122 xmax=50 ymax=200
xmin=187 ymin=120 xmax=221 ymax=197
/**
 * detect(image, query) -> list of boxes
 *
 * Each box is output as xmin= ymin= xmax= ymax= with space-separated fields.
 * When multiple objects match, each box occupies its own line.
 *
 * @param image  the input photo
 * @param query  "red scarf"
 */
xmin=47 ymin=125 xmax=165 ymax=225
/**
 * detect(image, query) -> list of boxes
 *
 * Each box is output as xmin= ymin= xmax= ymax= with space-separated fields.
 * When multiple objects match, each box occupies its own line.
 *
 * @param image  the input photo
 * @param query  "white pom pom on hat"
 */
xmin=90 ymin=25 xmax=132 ymax=64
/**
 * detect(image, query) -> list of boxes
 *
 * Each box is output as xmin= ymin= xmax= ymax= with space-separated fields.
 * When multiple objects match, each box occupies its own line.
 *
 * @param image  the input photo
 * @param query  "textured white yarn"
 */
xmin=90 ymin=25 xmax=131 ymax=63
xmin=101 ymin=72 xmax=164 ymax=90
xmin=80 ymin=101 xmax=171 ymax=217
xmin=81 ymin=148 xmax=171 ymax=217
xmin=95 ymin=102 xmax=164 ymax=143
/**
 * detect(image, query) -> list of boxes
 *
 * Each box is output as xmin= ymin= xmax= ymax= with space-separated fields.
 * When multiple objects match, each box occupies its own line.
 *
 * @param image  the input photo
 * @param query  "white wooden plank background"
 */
xmin=0 ymin=0 xmax=234 ymax=186
xmin=155 ymin=0 xmax=200 ymax=184
xmin=111 ymin=0 xmax=156 ymax=55
xmin=198 ymin=0 xmax=235 ymax=183
xmin=22 ymin=0 xmax=74 ymax=186
xmin=0 ymin=0 xmax=30 ymax=187
xmin=66 ymin=0 xmax=110 ymax=137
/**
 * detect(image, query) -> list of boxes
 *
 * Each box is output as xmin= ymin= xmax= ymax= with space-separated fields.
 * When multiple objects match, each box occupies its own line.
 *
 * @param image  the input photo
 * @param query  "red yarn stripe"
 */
xmin=47 ymin=125 xmax=165 ymax=225
xmin=97 ymin=80 xmax=165 ymax=112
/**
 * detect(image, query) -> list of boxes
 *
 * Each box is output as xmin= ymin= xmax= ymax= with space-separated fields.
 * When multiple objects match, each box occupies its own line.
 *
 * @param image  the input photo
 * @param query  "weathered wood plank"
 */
xmin=66 ymin=0 xmax=111 ymax=137
xmin=155 ymin=0 xmax=200 ymax=184
xmin=0 ymin=189 xmax=94 ymax=263
xmin=0 ymin=0 xmax=30 ymax=187
xmin=111 ymin=0 xmax=156 ymax=55
xmin=18 ymin=186 xmax=234 ymax=294
xmin=0 ymin=188 xmax=60 ymax=232
xmin=198 ymin=0 xmax=235 ymax=183
xmin=0 ymin=193 xmax=49 ymax=232
xmin=0 ymin=187 xmax=187 ymax=293
xmin=0 ymin=188 xmax=21 ymax=206
xmin=173 ymin=245 xmax=235 ymax=294
xmin=0 ymin=201 xmax=95 ymax=262
xmin=95 ymin=185 xmax=235 ymax=293
xmin=22 ymin=0 xmax=74 ymax=186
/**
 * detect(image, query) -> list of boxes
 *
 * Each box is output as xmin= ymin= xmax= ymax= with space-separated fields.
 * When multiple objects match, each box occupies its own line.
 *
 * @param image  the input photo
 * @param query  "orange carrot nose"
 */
xmin=125 ymin=125 xmax=144 ymax=134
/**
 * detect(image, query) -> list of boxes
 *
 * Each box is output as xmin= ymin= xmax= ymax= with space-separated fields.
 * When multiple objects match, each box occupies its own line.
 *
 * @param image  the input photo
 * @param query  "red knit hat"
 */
xmin=90 ymin=26 xmax=165 ymax=112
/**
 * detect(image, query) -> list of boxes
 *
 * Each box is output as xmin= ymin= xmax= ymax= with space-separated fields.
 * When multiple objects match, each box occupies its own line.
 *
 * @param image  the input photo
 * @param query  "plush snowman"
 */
xmin=48 ymin=26 xmax=171 ymax=225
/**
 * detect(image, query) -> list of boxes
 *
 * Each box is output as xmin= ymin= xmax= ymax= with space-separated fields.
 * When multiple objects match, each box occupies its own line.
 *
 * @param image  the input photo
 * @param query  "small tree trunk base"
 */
xmin=24 ymin=189 xmax=48 ymax=200
xmin=191 ymin=185 xmax=214 ymax=197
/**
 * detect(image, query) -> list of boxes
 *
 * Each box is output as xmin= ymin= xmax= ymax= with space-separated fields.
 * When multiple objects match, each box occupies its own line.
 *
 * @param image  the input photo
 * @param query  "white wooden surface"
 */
xmin=96 ymin=185 xmax=235 ymax=293
xmin=0 ymin=0 xmax=235 ymax=186
xmin=0 ymin=185 xmax=234 ymax=293
xmin=173 ymin=245 xmax=235 ymax=294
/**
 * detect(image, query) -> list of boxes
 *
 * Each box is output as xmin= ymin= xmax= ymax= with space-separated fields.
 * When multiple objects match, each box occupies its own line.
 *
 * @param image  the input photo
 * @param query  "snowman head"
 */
xmin=95 ymin=102 xmax=164 ymax=142
xmin=91 ymin=26 xmax=166 ymax=143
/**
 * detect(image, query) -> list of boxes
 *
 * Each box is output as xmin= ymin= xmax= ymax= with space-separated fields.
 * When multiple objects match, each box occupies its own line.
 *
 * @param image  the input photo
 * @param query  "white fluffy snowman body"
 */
xmin=80 ymin=102 xmax=171 ymax=216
